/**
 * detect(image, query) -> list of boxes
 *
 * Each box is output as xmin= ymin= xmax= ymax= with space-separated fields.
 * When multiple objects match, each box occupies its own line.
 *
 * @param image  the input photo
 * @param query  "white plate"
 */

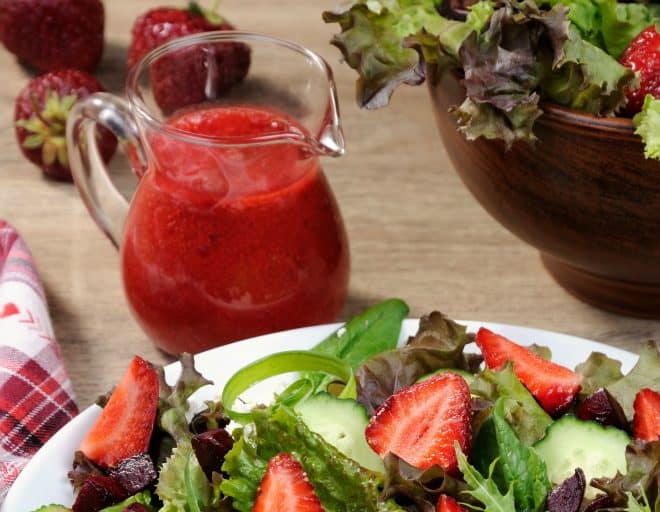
xmin=3 ymin=319 xmax=638 ymax=512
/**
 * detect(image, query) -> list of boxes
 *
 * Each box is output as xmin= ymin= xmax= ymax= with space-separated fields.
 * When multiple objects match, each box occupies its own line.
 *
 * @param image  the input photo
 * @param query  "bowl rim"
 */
xmin=540 ymin=102 xmax=635 ymax=135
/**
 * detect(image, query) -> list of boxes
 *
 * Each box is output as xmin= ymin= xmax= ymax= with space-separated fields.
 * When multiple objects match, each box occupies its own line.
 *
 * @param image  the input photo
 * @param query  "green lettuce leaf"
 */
xmin=221 ymin=405 xmax=404 ymax=512
xmin=607 ymin=341 xmax=660 ymax=419
xmin=157 ymin=440 xmax=222 ymax=512
xmin=634 ymin=95 xmax=660 ymax=161
xmin=322 ymin=0 xmax=444 ymax=109
xmin=455 ymin=444 xmax=517 ymax=511
xmin=471 ymin=362 xmax=553 ymax=445
xmin=538 ymin=0 xmax=660 ymax=57
xmin=575 ymin=351 xmax=624 ymax=397
xmin=471 ymin=399 xmax=551 ymax=512
xmin=541 ymin=24 xmax=636 ymax=114
xmin=355 ymin=312 xmax=475 ymax=415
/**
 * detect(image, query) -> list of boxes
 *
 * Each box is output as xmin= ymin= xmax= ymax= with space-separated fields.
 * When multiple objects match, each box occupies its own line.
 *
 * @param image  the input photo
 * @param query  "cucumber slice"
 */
xmin=533 ymin=415 xmax=630 ymax=498
xmin=31 ymin=506 xmax=71 ymax=512
xmin=416 ymin=368 xmax=474 ymax=385
xmin=295 ymin=393 xmax=384 ymax=473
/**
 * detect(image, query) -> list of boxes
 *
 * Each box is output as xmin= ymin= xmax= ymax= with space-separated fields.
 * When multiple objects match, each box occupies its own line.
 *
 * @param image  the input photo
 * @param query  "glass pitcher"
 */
xmin=67 ymin=32 xmax=350 ymax=354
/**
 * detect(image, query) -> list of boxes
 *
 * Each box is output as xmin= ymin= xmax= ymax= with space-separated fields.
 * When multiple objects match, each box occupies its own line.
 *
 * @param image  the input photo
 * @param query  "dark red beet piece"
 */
xmin=546 ymin=468 xmax=585 ymax=512
xmin=582 ymin=494 xmax=614 ymax=512
xmin=577 ymin=389 xmax=628 ymax=430
xmin=72 ymin=475 xmax=128 ymax=512
xmin=191 ymin=428 xmax=234 ymax=480
xmin=108 ymin=453 xmax=157 ymax=494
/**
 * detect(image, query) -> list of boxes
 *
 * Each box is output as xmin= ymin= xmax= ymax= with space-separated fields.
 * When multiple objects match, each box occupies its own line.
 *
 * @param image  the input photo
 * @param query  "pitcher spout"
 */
xmin=314 ymin=85 xmax=345 ymax=157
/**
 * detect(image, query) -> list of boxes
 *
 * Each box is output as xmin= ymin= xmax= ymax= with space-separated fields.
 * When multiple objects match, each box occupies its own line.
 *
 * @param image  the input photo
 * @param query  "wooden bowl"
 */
xmin=428 ymin=64 xmax=660 ymax=318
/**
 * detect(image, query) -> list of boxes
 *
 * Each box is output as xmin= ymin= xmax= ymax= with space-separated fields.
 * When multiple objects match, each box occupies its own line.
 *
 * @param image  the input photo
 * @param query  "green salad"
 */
xmin=321 ymin=0 xmax=660 ymax=158
xmin=32 ymin=300 xmax=659 ymax=512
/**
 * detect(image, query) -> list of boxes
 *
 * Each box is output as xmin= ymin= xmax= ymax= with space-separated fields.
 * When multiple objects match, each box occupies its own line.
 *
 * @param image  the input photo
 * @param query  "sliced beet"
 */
xmin=546 ymin=468 xmax=585 ymax=512
xmin=72 ymin=475 xmax=128 ymax=512
xmin=108 ymin=453 xmax=157 ymax=494
xmin=577 ymin=389 xmax=628 ymax=430
xmin=191 ymin=428 xmax=234 ymax=480
xmin=582 ymin=494 xmax=614 ymax=512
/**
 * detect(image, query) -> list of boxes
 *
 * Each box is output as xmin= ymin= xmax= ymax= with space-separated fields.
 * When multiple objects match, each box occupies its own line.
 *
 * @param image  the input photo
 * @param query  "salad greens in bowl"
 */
xmin=321 ymin=0 xmax=659 ymax=154
xmin=322 ymin=0 xmax=660 ymax=318
xmin=14 ymin=299 xmax=660 ymax=512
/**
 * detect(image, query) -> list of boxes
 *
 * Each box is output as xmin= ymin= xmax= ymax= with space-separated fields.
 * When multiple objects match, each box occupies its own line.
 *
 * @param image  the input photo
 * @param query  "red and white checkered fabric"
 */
xmin=0 ymin=220 xmax=78 ymax=501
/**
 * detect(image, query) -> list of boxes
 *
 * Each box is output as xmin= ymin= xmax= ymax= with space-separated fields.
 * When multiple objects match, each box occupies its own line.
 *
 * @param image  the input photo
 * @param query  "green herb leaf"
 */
xmin=455 ymin=443 xmax=516 ymax=512
xmin=472 ymin=399 xmax=551 ymax=512
xmin=634 ymin=95 xmax=660 ymax=161
xmin=306 ymin=298 xmax=409 ymax=395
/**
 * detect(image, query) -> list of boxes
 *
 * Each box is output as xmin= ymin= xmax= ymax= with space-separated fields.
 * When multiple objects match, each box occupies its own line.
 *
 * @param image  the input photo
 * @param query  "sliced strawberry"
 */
xmin=79 ymin=356 xmax=159 ymax=467
xmin=365 ymin=372 xmax=471 ymax=475
xmin=253 ymin=453 xmax=323 ymax=512
xmin=475 ymin=328 xmax=582 ymax=416
xmin=632 ymin=388 xmax=660 ymax=442
xmin=437 ymin=495 xmax=467 ymax=512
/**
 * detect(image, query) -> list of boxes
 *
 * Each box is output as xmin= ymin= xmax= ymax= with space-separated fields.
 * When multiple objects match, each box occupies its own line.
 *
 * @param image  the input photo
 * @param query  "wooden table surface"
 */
xmin=1 ymin=0 xmax=659 ymax=407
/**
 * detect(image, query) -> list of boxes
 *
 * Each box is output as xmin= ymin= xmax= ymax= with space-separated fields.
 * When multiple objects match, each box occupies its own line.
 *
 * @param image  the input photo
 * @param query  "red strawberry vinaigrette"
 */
xmin=120 ymin=105 xmax=350 ymax=354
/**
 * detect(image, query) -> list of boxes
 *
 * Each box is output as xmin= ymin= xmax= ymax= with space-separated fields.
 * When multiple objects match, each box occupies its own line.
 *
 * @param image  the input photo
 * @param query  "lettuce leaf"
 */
xmin=221 ymin=405 xmax=404 ymax=512
xmin=538 ymin=0 xmax=660 ymax=57
xmin=156 ymin=440 xmax=224 ymax=512
xmin=471 ymin=362 xmax=553 ymax=445
xmin=575 ymin=351 xmax=624 ymax=397
xmin=471 ymin=399 xmax=551 ymax=512
xmin=592 ymin=440 xmax=660 ymax=509
xmin=322 ymin=0 xmax=446 ymax=109
xmin=541 ymin=24 xmax=635 ymax=114
xmin=634 ymin=95 xmax=660 ymax=161
xmin=607 ymin=340 xmax=660 ymax=419
xmin=355 ymin=312 xmax=475 ymax=415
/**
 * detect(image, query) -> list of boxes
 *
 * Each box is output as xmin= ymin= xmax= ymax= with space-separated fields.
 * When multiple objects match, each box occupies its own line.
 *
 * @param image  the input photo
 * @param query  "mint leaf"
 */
xmin=472 ymin=399 xmax=551 ymax=512
xmin=455 ymin=444 xmax=516 ymax=512
xmin=634 ymin=96 xmax=660 ymax=161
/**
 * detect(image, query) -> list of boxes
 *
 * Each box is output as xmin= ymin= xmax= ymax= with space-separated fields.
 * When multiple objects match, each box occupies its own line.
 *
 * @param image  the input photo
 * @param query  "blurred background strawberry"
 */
xmin=0 ymin=0 xmax=105 ymax=72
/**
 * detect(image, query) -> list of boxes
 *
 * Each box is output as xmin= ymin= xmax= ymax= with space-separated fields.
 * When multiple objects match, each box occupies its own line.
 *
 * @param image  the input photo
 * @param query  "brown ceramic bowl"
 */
xmin=428 ymin=63 xmax=660 ymax=318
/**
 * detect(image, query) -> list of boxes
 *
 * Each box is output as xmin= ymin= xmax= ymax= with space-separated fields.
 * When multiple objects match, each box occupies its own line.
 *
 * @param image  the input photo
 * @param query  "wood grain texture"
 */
xmin=0 ymin=0 xmax=659 ymax=407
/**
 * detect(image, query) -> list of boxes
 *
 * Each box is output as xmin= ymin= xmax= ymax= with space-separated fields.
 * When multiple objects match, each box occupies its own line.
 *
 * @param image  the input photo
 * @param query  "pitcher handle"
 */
xmin=66 ymin=93 xmax=147 ymax=248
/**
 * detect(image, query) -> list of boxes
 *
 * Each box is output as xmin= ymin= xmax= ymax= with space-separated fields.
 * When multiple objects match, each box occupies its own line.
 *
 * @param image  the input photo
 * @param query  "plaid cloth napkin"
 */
xmin=0 ymin=220 xmax=78 ymax=501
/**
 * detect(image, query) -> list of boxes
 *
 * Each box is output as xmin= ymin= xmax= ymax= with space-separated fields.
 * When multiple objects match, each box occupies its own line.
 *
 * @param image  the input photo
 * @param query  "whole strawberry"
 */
xmin=14 ymin=70 xmax=117 ymax=181
xmin=620 ymin=25 xmax=660 ymax=115
xmin=128 ymin=1 xmax=250 ymax=114
xmin=0 ymin=0 xmax=104 ymax=72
